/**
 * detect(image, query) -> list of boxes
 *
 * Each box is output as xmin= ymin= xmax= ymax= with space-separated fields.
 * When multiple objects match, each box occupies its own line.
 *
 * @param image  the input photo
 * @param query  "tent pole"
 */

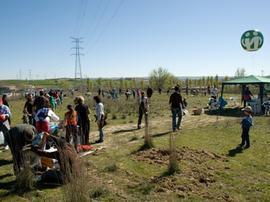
xmin=221 ymin=84 xmax=224 ymax=97
xmin=260 ymin=84 xmax=264 ymax=106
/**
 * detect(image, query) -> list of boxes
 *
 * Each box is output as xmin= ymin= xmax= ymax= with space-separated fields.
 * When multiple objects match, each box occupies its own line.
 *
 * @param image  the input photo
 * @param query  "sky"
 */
xmin=0 ymin=0 xmax=270 ymax=79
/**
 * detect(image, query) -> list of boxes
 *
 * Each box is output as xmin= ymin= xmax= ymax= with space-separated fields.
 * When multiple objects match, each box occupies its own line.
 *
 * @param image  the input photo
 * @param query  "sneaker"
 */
xmin=244 ymin=145 xmax=250 ymax=149
xmin=137 ymin=125 xmax=141 ymax=129
xmin=95 ymin=139 xmax=104 ymax=144
xmin=4 ymin=145 xmax=9 ymax=150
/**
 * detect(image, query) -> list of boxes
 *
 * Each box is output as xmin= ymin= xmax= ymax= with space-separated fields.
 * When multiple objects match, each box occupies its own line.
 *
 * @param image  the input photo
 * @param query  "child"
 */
xmin=64 ymin=105 xmax=78 ymax=151
xmin=240 ymin=106 xmax=253 ymax=149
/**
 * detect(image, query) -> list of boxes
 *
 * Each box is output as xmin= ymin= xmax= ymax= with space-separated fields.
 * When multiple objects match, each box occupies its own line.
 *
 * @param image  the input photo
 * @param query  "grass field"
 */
xmin=0 ymin=93 xmax=269 ymax=201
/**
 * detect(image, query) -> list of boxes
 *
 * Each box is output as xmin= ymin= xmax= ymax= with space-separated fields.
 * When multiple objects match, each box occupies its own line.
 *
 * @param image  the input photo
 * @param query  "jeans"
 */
xmin=138 ymin=108 xmax=144 ymax=127
xmin=99 ymin=128 xmax=104 ymax=141
xmin=66 ymin=125 xmax=78 ymax=150
xmin=241 ymin=127 xmax=250 ymax=147
xmin=172 ymin=108 xmax=182 ymax=131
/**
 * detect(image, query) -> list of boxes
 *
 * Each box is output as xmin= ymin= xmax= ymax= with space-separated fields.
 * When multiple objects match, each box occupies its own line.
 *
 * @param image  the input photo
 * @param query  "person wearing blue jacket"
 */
xmin=240 ymin=106 xmax=253 ymax=149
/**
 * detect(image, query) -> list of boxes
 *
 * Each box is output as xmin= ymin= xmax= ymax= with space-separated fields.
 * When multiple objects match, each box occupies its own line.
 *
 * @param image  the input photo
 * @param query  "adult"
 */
xmin=158 ymin=88 xmax=162 ymax=94
xmin=125 ymin=89 xmax=130 ymax=100
xmin=243 ymin=86 xmax=253 ymax=107
xmin=4 ymin=124 xmax=36 ymax=174
xmin=0 ymin=99 xmax=11 ymax=150
xmin=23 ymin=93 xmax=35 ymax=125
xmin=169 ymin=86 xmax=183 ymax=132
xmin=2 ymin=94 xmax=9 ymax=107
xmin=147 ymin=87 xmax=153 ymax=98
xmin=74 ymin=96 xmax=90 ymax=145
xmin=64 ymin=105 xmax=78 ymax=151
xmin=137 ymin=91 xmax=149 ymax=129
xmin=210 ymin=85 xmax=218 ymax=99
xmin=94 ymin=96 xmax=105 ymax=143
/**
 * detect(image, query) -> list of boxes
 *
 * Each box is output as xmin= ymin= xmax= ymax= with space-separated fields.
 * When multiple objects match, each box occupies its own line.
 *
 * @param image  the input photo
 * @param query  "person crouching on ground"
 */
xmin=169 ymin=86 xmax=184 ymax=132
xmin=240 ymin=106 xmax=253 ymax=149
xmin=137 ymin=91 xmax=149 ymax=129
xmin=64 ymin=105 xmax=78 ymax=152
xmin=93 ymin=96 xmax=105 ymax=143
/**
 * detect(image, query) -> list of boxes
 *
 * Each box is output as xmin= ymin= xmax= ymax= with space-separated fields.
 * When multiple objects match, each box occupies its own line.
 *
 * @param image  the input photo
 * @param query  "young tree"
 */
xmin=235 ymin=68 xmax=246 ymax=78
xmin=86 ymin=78 xmax=93 ymax=92
xmin=149 ymin=67 xmax=174 ymax=90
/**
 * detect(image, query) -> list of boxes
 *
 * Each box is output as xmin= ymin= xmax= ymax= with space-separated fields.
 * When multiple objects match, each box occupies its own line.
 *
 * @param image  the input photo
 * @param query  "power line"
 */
xmin=83 ymin=0 xmax=104 ymax=40
xmin=84 ymin=0 xmax=111 ymax=48
xmin=73 ymin=0 xmax=88 ymax=36
xmin=85 ymin=0 xmax=125 ymax=53
xmin=71 ymin=37 xmax=84 ymax=80
xmin=76 ymin=0 xmax=89 ymax=36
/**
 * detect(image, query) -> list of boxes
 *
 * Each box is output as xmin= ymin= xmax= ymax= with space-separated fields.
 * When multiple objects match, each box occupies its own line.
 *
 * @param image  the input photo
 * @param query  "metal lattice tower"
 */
xmin=71 ymin=37 xmax=84 ymax=80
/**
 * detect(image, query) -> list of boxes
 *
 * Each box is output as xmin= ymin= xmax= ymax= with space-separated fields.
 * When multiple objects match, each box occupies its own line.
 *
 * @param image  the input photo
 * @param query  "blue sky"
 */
xmin=0 ymin=0 xmax=270 ymax=79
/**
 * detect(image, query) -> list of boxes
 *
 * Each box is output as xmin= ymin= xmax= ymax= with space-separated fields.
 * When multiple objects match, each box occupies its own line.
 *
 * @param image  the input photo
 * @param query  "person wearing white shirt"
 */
xmin=35 ymin=107 xmax=59 ymax=133
xmin=94 ymin=96 xmax=105 ymax=143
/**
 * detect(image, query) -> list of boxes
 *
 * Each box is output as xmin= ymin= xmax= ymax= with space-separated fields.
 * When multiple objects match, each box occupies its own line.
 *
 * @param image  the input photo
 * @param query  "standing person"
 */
xmin=98 ymin=88 xmax=101 ymax=96
xmin=240 ymin=106 xmax=253 ymax=149
xmin=0 ymin=99 xmax=11 ymax=150
xmin=93 ymin=96 xmax=105 ymax=143
xmin=125 ymin=89 xmax=130 ymax=100
xmin=74 ymin=96 xmax=90 ymax=145
xmin=132 ymin=89 xmax=136 ymax=99
xmin=243 ymin=86 xmax=253 ymax=107
xmin=210 ymin=85 xmax=218 ymax=99
xmin=147 ymin=87 xmax=153 ymax=98
xmin=137 ymin=91 xmax=148 ymax=129
xmin=49 ymin=95 xmax=56 ymax=111
xmin=2 ymin=94 xmax=9 ymax=107
xmin=64 ymin=105 xmax=78 ymax=152
xmin=23 ymin=93 xmax=35 ymax=125
xmin=158 ymin=87 xmax=162 ymax=94
xmin=169 ymin=86 xmax=183 ymax=132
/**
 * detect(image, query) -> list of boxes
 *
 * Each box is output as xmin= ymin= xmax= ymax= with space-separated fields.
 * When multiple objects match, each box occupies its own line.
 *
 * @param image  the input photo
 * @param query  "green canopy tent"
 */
xmin=221 ymin=75 xmax=270 ymax=109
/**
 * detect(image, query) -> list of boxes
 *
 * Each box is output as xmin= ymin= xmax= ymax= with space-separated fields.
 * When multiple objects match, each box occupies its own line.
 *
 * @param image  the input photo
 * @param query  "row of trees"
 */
xmin=57 ymin=67 xmax=247 ymax=92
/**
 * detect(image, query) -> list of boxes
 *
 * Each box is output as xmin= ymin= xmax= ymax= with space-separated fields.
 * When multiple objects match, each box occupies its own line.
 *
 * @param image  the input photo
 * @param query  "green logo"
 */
xmin=241 ymin=30 xmax=264 ymax=51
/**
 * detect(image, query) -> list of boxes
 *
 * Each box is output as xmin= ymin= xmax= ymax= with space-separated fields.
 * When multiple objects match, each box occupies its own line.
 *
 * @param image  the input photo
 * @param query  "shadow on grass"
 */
xmin=152 ymin=131 xmax=172 ymax=138
xmin=0 ymin=173 xmax=13 ymax=181
xmin=112 ymin=128 xmax=139 ymax=134
xmin=0 ymin=180 xmax=16 ymax=190
xmin=0 ymin=159 xmax=13 ymax=167
xmin=205 ymin=108 xmax=243 ymax=117
xmin=227 ymin=146 xmax=243 ymax=157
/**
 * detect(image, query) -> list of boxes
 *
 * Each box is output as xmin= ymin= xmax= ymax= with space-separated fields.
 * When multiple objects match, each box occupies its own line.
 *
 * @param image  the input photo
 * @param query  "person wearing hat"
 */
xmin=0 ymin=98 xmax=11 ymax=150
xmin=240 ymin=106 xmax=253 ymax=149
xmin=169 ymin=86 xmax=184 ymax=132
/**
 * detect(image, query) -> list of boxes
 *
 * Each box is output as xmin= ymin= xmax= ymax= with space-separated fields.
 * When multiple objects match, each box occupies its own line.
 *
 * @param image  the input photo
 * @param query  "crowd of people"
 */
xmin=0 ymin=84 xmax=255 ymax=178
